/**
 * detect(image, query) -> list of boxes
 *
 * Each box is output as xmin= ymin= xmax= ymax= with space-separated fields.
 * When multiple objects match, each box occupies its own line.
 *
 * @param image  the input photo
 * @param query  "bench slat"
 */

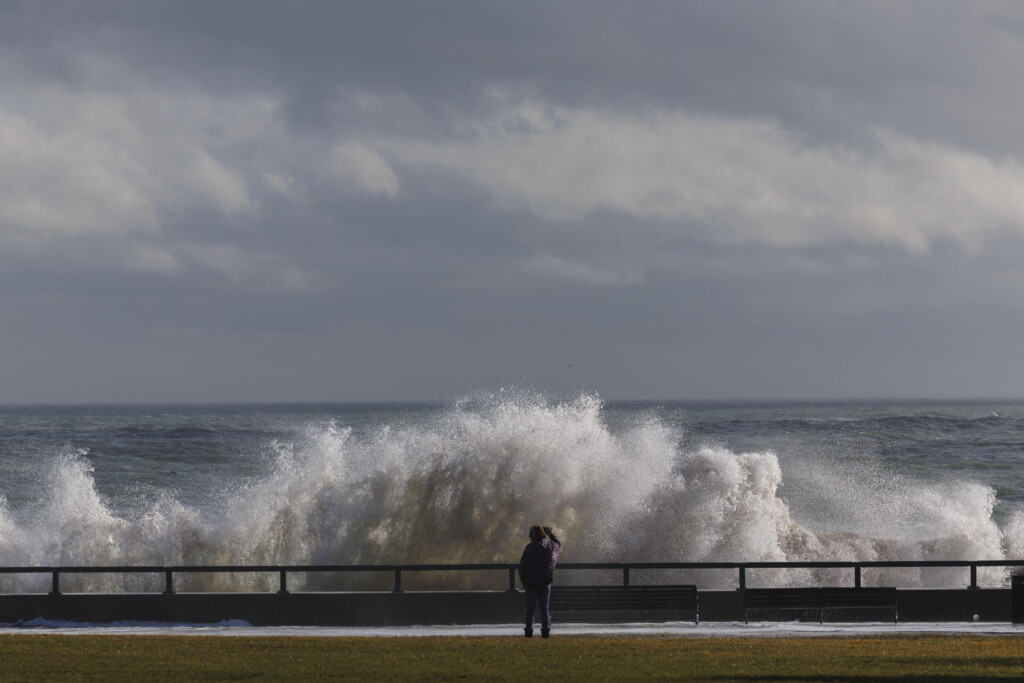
xmin=743 ymin=587 xmax=897 ymax=624
xmin=550 ymin=585 xmax=699 ymax=623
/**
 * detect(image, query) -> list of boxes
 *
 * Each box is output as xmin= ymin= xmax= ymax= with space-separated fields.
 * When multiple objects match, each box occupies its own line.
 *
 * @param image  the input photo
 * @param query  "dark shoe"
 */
xmin=541 ymin=628 xmax=550 ymax=638
xmin=524 ymin=629 xmax=533 ymax=638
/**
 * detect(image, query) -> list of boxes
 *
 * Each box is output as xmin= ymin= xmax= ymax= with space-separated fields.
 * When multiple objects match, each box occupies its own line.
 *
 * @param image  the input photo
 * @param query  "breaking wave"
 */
xmin=0 ymin=392 xmax=1021 ymax=592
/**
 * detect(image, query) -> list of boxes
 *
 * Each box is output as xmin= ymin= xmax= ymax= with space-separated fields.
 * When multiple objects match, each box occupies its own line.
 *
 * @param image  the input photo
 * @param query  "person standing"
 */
xmin=518 ymin=525 xmax=562 ymax=638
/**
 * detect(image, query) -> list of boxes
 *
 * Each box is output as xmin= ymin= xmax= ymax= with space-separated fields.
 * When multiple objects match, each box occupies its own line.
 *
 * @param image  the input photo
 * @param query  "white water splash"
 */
xmin=0 ymin=393 xmax=1020 ymax=592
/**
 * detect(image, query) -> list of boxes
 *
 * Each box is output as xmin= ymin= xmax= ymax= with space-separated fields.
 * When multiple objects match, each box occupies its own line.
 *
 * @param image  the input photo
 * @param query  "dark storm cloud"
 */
xmin=2 ymin=1 xmax=1004 ymax=135
xmin=3 ymin=0 xmax=1024 ymax=402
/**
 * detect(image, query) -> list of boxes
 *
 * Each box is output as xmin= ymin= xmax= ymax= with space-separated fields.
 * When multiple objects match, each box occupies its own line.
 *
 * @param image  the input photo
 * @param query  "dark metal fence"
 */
xmin=2 ymin=560 xmax=1024 ymax=595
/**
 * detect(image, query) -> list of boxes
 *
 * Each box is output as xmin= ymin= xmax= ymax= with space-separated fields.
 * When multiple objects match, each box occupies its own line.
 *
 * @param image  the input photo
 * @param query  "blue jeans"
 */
xmin=524 ymin=584 xmax=551 ymax=630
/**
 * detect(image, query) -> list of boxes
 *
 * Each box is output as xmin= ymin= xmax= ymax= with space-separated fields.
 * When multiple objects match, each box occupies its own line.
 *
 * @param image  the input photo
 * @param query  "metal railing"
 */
xmin=1 ymin=560 xmax=1023 ymax=595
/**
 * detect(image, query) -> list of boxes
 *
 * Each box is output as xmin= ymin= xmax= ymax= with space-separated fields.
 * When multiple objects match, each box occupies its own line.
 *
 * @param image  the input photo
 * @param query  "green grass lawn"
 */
xmin=0 ymin=634 xmax=1021 ymax=681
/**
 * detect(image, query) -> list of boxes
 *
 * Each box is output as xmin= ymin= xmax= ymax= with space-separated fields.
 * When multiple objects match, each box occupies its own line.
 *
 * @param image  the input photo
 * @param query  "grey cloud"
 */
xmin=3 ymin=2 xmax=1013 ymax=129
xmin=3 ymin=1 xmax=1024 ymax=402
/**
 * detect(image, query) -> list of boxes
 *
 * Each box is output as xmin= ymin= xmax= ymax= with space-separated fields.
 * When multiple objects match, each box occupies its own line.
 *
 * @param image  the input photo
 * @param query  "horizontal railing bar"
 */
xmin=0 ymin=567 xmax=167 ymax=574
xmin=2 ymin=560 xmax=1023 ymax=575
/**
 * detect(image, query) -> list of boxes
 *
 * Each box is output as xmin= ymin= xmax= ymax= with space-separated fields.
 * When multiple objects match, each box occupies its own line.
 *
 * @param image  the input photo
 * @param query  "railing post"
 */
xmin=623 ymin=566 xmax=630 ymax=587
xmin=969 ymin=564 xmax=978 ymax=590
xmin=508 ymin=567 xmax=517 ymax=592
xmin=278 ymin=570 xmax=288 ymax=594
xmin=393 ymin=568 xmax=402 ymax=593
xmin=855 ymin=565 xmax=861 ymax=589
xmin=738 ymin=566 xmax=746 ymax=590
xmin=50 ymin=571 xmax=60 ymax=596
xmin=164 ymin=570 xmax=174 ymax=595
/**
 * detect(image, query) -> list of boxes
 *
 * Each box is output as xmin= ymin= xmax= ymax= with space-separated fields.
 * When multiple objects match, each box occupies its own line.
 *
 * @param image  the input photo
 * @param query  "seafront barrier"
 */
xmin=1 ymin=561 xmax=1022 ymax=626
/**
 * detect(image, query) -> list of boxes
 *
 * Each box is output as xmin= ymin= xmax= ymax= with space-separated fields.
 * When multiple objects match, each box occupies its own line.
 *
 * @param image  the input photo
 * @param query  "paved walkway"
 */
xmin=2 ymin=619 xmax=1022 ymax=637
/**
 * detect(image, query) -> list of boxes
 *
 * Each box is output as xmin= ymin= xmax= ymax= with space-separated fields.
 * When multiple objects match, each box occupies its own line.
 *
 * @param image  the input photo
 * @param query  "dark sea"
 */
xmin=1 ymin=393 xmax=1022 ymax=592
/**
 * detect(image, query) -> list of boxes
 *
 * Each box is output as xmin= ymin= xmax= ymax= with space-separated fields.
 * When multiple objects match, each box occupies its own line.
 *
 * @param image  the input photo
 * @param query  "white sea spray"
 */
xmin=0 ymin=393 xmax=1020 ymax=592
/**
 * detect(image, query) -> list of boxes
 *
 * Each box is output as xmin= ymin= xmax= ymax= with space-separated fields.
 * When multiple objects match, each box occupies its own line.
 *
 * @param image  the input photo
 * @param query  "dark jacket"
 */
xmin=518 ymin=533 xmax=563 ymax=587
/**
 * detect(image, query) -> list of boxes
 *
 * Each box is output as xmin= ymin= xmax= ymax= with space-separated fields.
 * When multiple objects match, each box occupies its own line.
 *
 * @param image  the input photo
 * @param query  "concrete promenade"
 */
xmin=0 ymin=588 xmax=1014 ymax=627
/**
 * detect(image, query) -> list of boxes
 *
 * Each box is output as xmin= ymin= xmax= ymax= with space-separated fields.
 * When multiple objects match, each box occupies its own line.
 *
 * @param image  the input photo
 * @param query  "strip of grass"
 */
xmin=0 ymin=634 xmax=1021 ymax=681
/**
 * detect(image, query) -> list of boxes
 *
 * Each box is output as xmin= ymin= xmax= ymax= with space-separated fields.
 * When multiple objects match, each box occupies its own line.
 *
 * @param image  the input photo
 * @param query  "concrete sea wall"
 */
xmin=0 ymin=589 xmax=1013 ymax=626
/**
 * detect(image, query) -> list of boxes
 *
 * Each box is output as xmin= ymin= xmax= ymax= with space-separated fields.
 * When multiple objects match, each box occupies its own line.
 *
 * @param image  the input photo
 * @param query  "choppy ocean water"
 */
xmin=1 ymin=393 xmax=1022 ymax=592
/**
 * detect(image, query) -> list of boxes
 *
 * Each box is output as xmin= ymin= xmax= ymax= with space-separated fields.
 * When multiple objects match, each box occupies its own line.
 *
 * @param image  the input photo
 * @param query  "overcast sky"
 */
xmin=3 ymin=0 xmax=1024 ymax=403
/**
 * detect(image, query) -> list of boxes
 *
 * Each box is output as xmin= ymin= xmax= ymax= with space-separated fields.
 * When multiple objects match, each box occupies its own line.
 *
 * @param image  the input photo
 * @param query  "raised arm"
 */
xmin=543 ymin=528 xmax=562 ymax=556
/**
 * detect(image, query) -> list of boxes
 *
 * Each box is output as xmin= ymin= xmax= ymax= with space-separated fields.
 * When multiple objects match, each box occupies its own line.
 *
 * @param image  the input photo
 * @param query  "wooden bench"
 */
xmin=550 ymin=585 xmax=699 ymax=623
xmin=743 ymin=587 xmax=898 ymax=623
